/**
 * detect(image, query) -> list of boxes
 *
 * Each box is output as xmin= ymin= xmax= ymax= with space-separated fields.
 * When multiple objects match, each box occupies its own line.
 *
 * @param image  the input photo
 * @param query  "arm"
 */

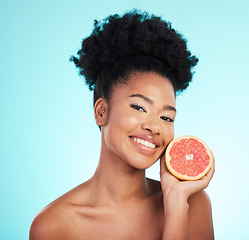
xmin=160 ymin=155 xmax=215 ymax=240
xmin=163 ymin=191 xmax=190 ymax=240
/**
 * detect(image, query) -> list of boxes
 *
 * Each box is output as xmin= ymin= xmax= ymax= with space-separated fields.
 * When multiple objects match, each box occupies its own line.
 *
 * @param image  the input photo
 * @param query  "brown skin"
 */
xmin=30 ymin=72 xmax=214 ymax=240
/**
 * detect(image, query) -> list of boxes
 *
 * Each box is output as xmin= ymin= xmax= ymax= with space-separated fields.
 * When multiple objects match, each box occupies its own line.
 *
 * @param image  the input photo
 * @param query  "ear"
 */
xmin=94 ymin=98 xmax=108 ymax=127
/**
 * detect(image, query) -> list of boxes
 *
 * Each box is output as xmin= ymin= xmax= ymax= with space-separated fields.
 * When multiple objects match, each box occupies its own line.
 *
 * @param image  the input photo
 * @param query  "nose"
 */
xmin=141 ymin=116 xmax=161 ymax=135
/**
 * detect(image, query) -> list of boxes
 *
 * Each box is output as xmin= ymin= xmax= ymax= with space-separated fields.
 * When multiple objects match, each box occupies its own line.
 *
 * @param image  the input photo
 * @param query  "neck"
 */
xmin=89 ymin=147 xmax=149 ymax=207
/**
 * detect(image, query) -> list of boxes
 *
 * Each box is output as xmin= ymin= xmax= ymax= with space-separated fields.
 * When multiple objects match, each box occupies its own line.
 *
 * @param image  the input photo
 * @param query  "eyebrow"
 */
xmin=129 ymin=94 xmax=177 ymax=113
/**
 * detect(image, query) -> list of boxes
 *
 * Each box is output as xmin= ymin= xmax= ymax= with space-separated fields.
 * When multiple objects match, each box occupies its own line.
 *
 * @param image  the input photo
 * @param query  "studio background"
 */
xmin=1 ymin=0 xmax=248 ymax=239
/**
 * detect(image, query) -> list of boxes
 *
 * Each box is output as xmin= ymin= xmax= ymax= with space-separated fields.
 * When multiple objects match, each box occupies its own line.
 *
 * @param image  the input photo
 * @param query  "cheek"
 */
xmin=120 ymin=115 xmax=141 ymax=129
xmin=104 ymin=110 xmax=140 ymax=149
xmin=162 ymin=124 xmax=175 ymax=146
xmin=109 ymin=107 xmax=141 ymax=131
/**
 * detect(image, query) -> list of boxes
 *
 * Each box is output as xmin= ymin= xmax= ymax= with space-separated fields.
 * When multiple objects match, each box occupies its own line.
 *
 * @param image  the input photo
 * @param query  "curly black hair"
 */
xmin=70 ymin=9 xmax=198 ymax=105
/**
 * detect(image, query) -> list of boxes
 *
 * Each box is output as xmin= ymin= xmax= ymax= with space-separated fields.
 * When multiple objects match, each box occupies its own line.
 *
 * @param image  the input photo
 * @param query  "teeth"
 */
xmin=133 ymin=137 xmax=156 ymax=149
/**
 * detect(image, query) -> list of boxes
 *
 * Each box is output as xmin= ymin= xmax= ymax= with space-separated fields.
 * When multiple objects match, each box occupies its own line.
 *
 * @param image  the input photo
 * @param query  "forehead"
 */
xmin=111 ymin=71 xmax=175 ymax=105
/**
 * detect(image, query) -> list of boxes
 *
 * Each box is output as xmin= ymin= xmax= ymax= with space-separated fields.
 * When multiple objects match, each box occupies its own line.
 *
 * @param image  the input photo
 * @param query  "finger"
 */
xmin=205 ymin=157 xmax=215 ymax=180
xmin=160 ymin=155 xmax=180 ymax=184
xmin=197 ymin=159 xmax=215 ymax=189
xmin=160 ymin=154 xmax=168 ymax=175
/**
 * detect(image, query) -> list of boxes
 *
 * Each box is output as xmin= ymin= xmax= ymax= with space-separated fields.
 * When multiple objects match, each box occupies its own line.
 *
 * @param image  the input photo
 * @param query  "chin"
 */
xmin=129 ymin=157 xmax=159 ymax=170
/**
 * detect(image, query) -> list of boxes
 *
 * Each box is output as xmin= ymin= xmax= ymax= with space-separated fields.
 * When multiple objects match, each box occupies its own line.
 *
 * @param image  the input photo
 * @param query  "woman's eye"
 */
xmin=160 ymin=116 xmax=174 ymax=122
xmin=130 ymin=104 xmax=146 ymax=112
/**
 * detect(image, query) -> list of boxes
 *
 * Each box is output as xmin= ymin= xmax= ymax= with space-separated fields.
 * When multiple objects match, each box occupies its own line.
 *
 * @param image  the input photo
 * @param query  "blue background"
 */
xmin=1 ymin=0 xmax=249 ymax=239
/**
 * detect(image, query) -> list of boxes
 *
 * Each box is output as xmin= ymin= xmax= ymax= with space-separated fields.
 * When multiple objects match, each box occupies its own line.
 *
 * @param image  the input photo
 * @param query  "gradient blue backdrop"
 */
xmin=1 ymin=0 xmax=249 ymax=239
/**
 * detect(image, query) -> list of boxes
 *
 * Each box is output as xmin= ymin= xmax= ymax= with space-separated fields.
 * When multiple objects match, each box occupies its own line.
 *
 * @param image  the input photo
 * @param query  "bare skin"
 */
xmin=30 ymin=72 xmax=214 ymax=240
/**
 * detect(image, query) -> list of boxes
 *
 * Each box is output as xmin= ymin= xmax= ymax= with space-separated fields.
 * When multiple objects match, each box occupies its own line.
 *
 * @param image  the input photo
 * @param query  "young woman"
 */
xmin=30 ymin=10 xmax=215 ymax=240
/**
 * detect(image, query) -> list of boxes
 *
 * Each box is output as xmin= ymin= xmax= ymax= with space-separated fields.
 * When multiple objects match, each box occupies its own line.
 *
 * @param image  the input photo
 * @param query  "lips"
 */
xmin=132 ymin=137 xmax=156 ymax=149
xmin=129 ymin=134 xmax=160 ymax=146
xmin=129 ymin=134 xmax=160 ymax=155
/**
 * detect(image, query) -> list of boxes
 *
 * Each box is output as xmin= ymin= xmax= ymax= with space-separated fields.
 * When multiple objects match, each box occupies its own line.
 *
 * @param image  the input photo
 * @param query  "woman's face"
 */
xmin=101 ymin=71 xmax=176 ymax=170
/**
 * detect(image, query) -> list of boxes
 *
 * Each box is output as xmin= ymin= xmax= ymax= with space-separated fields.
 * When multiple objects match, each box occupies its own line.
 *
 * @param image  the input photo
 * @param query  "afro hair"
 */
xmin=70 ymin=9 xmax=198 ymax=104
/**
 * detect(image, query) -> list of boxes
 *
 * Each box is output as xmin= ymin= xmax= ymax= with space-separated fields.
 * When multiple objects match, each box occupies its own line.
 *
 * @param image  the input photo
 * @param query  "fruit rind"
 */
xmin=165 ymin=135 xmax=213 ymax=181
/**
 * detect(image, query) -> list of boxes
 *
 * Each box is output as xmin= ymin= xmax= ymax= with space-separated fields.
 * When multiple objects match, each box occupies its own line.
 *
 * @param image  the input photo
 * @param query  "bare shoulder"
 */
xmin=188 ymin=190 xmax=214 ymax=240
xmin=30 ymin=203 xmax=65 ymax=240
xmin=188 ymin=190 xmax=212 ymax=217
xmin=29 ymin=182 xmax=91 ymax=240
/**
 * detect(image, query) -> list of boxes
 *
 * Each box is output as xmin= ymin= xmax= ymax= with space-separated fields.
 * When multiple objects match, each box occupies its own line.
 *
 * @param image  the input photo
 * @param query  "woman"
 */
xmin=30 ymin=10 xmax=215 ymax=239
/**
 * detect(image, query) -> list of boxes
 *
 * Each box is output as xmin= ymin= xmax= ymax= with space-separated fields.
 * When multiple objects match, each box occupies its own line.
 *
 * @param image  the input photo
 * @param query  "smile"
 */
xmin=129 ymin=136 xmax=158 ymax=156
xmin=132 ymin=137 xmax=156 ymax=149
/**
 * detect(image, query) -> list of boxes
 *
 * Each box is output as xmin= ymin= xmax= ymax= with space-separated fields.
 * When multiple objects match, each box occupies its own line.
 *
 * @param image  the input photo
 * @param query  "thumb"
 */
xmin=160 ymin=153 xmax=167 ymax=175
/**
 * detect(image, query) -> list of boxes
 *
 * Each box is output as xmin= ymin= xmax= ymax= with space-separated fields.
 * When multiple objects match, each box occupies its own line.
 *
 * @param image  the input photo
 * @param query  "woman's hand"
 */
xmin=160 ymin=153 xmax=215 ymax=240
xmin=160 ymin=153 xmax=215 ymax=201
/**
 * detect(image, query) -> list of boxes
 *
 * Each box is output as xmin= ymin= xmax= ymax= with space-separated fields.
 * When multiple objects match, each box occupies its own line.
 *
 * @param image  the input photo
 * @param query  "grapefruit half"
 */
xmin=165 ymin=136 xmax=213 ymax=181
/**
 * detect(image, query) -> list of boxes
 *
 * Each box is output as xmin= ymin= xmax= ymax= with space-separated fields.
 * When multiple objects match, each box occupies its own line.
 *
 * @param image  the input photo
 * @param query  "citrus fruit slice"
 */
xmin=165 ymin=135 xmax=213 ymax=181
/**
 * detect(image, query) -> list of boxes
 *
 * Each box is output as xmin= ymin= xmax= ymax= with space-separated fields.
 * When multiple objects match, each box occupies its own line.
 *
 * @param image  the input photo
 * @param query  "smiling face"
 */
xmin=99 ymin=71 xmax=176 ymax=170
